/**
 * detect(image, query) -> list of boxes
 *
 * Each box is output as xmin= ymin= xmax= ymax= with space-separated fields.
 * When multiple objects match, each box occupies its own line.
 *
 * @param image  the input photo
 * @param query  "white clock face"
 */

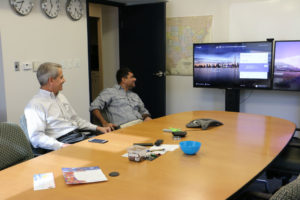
xmin=41 ymin=0 xmax=60 ymax=18
xmin=66 ymin=0 xmax=83 ymax=21
xmin=10 ymin=0 xmax=34 ymax=16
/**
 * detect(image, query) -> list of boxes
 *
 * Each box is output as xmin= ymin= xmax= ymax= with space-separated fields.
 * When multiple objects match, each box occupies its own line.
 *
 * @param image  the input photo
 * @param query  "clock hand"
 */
xmin=50 ymin=0 xmax=53 ymax=11
xmin=17 ymin=0 xmax=24 ymax=11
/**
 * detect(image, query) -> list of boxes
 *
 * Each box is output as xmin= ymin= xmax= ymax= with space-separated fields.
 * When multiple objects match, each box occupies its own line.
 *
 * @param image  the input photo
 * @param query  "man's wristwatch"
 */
xmin=142 ymin=114 xmax=150 ymax=120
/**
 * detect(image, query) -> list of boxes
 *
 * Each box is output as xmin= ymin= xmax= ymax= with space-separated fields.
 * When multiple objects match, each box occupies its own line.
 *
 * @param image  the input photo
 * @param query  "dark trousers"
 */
xmin=33 ymin=129 xmax=102 ymax=155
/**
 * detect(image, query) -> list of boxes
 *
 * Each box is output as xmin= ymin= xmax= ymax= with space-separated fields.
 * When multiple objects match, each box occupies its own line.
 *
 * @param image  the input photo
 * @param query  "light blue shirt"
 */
xmin=90 ymin=84 xmax=150 ymax=126
xmin=25 ymin=89 xmax=97 ymax=150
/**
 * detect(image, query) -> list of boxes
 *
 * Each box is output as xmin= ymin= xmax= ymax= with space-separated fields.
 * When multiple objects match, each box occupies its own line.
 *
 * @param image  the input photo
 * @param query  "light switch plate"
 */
xmin=21 ymin=62 xmax=32 ymax=71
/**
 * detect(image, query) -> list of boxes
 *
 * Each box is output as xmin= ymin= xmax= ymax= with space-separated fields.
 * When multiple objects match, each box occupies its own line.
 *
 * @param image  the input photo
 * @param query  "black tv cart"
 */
xmin=225 ymin=88 xmax=240 ymax=112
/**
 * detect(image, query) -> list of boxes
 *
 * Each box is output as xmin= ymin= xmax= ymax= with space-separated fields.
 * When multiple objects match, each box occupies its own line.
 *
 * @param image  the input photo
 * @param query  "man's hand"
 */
xmin=144 ymin=116 xmax=152 ymax=121
xmin=102 ymin=122 xmax=118 ymax=131
xmin=96 ymin=126 xmax=112 ymax=133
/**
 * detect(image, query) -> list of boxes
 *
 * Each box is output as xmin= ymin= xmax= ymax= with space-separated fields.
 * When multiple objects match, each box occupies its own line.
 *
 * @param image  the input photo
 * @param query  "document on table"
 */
xmin=150 ymin=144 xmax=179 ymax=152
xmin=33 ymin=172 xmax=55 ymax=191
xmin=62 ymin=166 xmax=107 ymax=184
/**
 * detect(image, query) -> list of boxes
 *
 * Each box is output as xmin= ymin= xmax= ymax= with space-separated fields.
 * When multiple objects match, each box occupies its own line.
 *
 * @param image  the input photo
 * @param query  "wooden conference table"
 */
xmin=0 ymin=111 xmax=296 ymax=200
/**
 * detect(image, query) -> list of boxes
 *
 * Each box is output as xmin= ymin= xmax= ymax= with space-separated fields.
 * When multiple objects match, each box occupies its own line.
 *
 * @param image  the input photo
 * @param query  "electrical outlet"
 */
xmin=14 ymin=61 xmax=20 ymax=71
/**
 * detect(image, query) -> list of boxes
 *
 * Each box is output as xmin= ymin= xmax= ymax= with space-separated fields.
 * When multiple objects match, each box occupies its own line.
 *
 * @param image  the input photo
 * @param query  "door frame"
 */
xmin=87 ymin=3 xmax=104 ymax=102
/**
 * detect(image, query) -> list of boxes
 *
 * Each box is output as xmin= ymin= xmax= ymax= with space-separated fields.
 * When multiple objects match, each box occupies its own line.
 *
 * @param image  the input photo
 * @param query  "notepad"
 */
xmin=62 ymin=166 xmax=107 ymax=184
xmin=33 ymin=172 xmax=55 ymax=191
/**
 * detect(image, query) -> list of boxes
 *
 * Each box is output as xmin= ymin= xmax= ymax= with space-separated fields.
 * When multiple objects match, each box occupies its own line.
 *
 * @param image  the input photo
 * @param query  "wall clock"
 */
xmin=41 ymin=0 xmax=60 ymax=18
xmin=10 ymin=0 xmax=34 ymax=16
xmin=66 ymin=0 xmax=83 ymax=21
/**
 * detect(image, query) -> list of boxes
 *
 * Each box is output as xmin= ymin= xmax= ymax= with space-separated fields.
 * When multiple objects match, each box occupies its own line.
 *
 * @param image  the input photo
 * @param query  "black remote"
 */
xmin=172 ymin=131 xmax=187 ymax=137
xmin=154 ymin=139 xmax=164 ymax=146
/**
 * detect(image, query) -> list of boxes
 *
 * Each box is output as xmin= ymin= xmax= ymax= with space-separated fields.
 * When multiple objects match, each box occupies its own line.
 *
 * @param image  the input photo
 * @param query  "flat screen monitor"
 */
xmin=273 ymin=40 xmax=300 ymax=91
xmin=193 ymin=41 xmax=273 ymax=89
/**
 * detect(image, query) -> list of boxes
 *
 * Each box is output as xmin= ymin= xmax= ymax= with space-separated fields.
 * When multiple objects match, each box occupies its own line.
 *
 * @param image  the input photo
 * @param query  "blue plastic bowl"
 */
xmin=179 ymin=141 xmax=201 ymax=155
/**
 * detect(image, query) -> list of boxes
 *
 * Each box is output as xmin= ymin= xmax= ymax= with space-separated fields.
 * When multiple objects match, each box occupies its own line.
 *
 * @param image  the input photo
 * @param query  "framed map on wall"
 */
xmin=166 ymin=15 xmax=213 ymax=75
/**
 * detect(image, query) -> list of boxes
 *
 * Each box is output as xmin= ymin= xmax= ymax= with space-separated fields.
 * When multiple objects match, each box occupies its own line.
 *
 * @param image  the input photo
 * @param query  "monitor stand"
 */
xmin=225 ymin=88 xmax=240 ymax=112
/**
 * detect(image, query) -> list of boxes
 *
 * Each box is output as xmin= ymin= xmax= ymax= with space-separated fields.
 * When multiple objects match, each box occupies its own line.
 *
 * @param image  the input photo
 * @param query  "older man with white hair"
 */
xmin=24 ymin=62 xmax=110 ymax=154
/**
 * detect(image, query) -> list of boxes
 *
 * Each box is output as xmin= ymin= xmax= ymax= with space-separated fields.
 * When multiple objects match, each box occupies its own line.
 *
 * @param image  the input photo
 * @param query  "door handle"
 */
xmin=153 ymin=70 xmax=165 ymax=78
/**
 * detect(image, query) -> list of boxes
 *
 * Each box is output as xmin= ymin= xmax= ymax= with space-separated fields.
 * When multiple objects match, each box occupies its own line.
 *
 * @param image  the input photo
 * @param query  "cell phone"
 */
xmin=88 ymin=139 xmax=108 ymax=144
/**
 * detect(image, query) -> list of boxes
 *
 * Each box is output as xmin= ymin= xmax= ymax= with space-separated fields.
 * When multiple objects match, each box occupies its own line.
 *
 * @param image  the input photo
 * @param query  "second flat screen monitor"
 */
xmin=193 ymin=41 xmax=273 ymax=89
xmin=273 ymin=40 xmax=300 ymax=91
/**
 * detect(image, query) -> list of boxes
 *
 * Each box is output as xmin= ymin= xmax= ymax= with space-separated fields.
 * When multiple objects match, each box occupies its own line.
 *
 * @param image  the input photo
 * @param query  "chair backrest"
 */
xmin=0 ymin=122 xmax=34 ymax=170
xmin=270 ymin=175 xmax=300 ymax=200
xmin=20 ymin=115 xmax=51 ymax=157
xmin=19 ymin=114 xmax=30 ymax=141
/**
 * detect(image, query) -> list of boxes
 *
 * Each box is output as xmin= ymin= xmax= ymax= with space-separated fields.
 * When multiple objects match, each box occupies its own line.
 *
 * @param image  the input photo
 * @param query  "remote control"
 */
xmin=172 ymin=131 xmax=187 ymax=137
xmin=154 ymin=139 xmax=164 ymax=146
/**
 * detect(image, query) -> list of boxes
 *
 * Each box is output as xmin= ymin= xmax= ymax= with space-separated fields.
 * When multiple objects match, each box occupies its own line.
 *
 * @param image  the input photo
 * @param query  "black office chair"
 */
xmin=0 ymin=122 xmax=34 ymax=170
xmin=265 ymin=128 xmax=300 ymax=185
xmin=243 ymin=175 xmax=300 ymax=200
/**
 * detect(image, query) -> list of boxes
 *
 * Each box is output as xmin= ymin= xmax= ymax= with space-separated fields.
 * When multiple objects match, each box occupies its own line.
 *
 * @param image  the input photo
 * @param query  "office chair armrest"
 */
xmin=288 ymin=136 xmax=300 ymax=148
xmin=288 ymin=142 xmax=300 ymax=148
xmin=243 ymin=191 xmax=272 ymax=200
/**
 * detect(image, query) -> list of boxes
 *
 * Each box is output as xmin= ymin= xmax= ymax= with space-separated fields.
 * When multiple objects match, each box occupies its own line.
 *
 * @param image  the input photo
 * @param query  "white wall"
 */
xmin=166 ymin=0 xmax=300 ymax=127
xmin=0 ymin=1 xmax=90 ymax=123
xmin=0 ymin=33 xmax=7 ymax=122
xmin=229 ymin=0 xmax=300 ymax=41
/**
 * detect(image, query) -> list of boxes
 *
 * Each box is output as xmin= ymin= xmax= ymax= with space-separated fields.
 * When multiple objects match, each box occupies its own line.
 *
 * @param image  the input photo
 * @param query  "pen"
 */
xmin=149 ymin=148 xmax=165 ymax=152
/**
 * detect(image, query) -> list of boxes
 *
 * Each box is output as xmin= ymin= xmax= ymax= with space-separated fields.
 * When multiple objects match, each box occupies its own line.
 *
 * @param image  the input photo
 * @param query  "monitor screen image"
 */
xmin=193 ymin=41 xmax=273 ymax=89
xmin=273 ymin=41 xmax=300 ymax=91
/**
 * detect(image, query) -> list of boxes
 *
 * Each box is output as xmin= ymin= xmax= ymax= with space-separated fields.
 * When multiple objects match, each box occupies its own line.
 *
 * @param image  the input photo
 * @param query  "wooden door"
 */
xmin=119 ymin=3 xmax=166 ymax=118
